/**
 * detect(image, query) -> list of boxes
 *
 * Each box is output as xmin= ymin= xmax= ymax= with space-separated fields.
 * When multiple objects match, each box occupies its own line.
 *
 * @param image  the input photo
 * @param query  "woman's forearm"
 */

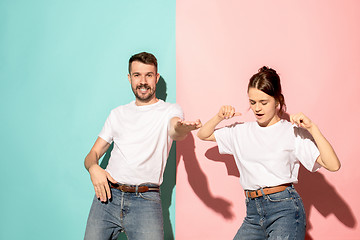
xmin=197 ymin=114 xmax=223 ymax=141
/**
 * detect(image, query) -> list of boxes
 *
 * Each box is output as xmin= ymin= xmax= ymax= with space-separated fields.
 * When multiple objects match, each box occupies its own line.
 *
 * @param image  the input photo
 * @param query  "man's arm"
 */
xmin=169 ymin=117 xmax=202 ymax=141
xmin=84 ymin=137 xmax=117 ymax=202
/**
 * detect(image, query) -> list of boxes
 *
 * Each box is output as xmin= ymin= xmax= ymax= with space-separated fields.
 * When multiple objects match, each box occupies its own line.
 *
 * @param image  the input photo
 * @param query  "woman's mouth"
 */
xmin=255 ymin=113 xmax=264 ymax=119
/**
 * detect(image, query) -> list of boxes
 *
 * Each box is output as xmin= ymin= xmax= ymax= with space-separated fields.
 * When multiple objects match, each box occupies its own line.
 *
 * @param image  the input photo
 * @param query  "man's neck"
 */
xmin=135 ymin=97 xmax=159 ymax=106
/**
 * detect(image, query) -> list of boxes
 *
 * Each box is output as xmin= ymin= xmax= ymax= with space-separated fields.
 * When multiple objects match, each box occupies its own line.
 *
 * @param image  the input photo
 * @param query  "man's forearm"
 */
xmin=84 ymin=151 xmax=100 ymax=171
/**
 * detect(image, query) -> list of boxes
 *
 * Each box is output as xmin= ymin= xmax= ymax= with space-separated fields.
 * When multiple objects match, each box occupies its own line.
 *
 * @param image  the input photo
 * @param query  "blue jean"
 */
xmin=84 ymin=184 xmax=163 ymax=240
xmin=234 ymin=185 xmax=306 ymax=240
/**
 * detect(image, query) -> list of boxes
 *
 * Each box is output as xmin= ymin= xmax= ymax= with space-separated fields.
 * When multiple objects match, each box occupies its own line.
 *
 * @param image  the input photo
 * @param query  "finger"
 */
xmin=296 ymin=117 xmax=303 ymax=126
xmin=289 ymin=115 xmax=294 ymax=124
xmin=106 ymin=172 xmax=117 ymax=184
xmin=294 ymin=116 xmax=301 ymax=126
xmin=105 ymin=183 xmax=112 ymax=200
xmin=98 ymin=184 xmax=107 ymax=202
xmin=291 ymin=113 xmax=301 ymax=123
xmin=225 ymin=106 xmax=234 ymax=119
xmin=195 ymin=119 xmax=202 ymax=127
xmin=220 ymin=106 xmax=229 ymax=119
xmin=229 ymin=107 xmax=235 ymax=118
xmin=184 ymin=121 xmax=194 ymax=126
xmin=94 ymin=186 xmax=100 ymax=199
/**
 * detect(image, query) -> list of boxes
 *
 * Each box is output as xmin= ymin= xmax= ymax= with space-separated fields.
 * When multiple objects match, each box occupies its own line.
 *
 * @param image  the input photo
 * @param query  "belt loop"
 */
xmin=260 ymin=188 xmax=265 ymax=198
xmin=135 ymin=185 xmax=139 ymax=195
xmin=245 ymin=190 xmax=249 ymax=202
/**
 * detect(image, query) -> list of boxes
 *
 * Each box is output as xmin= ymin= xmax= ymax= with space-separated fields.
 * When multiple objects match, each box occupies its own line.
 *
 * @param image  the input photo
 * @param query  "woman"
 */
xmin=197 ymin=66 xmax=340 ymax=240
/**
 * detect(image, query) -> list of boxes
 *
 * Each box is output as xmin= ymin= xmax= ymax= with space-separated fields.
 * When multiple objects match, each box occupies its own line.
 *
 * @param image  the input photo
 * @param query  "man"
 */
xmin=84 ymin=52 xmax=201 ymax=239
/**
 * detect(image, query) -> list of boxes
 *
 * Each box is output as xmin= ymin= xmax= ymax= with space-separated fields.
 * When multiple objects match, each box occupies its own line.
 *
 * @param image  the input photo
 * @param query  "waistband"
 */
xmin=110 ymin=182 xmax=160 ymax=193
xmin=244 ymin=183 xmax=293 ymax=199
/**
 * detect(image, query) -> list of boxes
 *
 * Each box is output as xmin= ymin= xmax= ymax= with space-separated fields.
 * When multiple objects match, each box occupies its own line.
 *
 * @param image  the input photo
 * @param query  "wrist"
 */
xmin=88 ymin=163 xmax=100 ymax=173
xmin=215 ymin=114 xmax=224 ymax=122
xmin=307 ymin=123 xmax=319 ymax=135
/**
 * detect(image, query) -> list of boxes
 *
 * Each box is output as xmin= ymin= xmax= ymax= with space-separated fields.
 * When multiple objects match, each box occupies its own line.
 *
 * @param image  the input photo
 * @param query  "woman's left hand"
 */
xmin=290 ymin=112 xmax=314 ymax=130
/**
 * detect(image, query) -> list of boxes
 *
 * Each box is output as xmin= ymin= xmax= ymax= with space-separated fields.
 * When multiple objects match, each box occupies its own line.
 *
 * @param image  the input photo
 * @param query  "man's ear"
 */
xmin=156 ymin=73 xmax=160 ymax=84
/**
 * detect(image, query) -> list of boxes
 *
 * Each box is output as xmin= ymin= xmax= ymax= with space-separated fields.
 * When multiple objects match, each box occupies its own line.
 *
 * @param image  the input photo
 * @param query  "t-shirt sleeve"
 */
xmin=214 ymin=126 xmax=235 ymax=155
xmin=98 ymin=111 xmax=114 ymax=144
xmin=170 ymin=103 xmax=184 ymax=120
xmin=294 ymin=127 xmax=321 ymax=172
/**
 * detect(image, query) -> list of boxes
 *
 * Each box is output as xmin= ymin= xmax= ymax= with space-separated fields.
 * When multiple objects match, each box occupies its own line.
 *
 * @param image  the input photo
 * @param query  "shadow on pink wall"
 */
xmin=297 ymin=166 xmax=356 ymax=239
xmin=177 ymin=133 xmax=235 ymax=219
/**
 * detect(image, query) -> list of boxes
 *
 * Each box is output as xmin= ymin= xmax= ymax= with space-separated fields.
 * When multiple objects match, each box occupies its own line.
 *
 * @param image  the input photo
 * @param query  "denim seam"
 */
xmin=138 ymin=192 xmax=161 ymax=203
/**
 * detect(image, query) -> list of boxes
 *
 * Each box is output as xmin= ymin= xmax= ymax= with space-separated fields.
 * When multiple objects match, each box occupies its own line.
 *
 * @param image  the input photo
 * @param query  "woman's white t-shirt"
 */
xmin=214 ymin=119 xmax=321 ymax=190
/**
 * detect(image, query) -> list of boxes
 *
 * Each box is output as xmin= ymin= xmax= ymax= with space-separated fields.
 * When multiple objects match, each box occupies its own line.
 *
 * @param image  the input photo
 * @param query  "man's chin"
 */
xmin=135 ymin=94 xmax=155 ymax=102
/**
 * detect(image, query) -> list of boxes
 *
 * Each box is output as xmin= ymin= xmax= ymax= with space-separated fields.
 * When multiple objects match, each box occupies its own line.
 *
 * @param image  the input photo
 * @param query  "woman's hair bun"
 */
xmin=259 ymin=66 xmax=276 ymax=74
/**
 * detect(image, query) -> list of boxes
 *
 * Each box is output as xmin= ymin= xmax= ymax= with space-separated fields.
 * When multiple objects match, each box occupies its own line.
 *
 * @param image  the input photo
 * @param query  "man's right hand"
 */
xmin=88 ymin=164 xmax=117 ymax=202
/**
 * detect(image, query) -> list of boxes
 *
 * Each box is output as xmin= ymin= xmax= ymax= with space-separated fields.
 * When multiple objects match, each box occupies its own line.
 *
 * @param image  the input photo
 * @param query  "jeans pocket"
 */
xmin=265 ymin=189 xmax=293 ymax=202
xmin=139 ymin=192 xmax=161 ymax=203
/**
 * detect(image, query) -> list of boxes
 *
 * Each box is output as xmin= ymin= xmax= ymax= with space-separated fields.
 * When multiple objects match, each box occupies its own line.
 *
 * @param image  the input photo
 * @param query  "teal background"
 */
xmin=0 ymin=0 xmax=176 ymax=239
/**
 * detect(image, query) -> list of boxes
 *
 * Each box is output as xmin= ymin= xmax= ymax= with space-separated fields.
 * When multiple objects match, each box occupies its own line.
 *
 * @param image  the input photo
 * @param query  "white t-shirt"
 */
xmin=214 ymin=119 xmax=321 ymax=190
xmin=99 ymin=100 xmax=183 ymax=185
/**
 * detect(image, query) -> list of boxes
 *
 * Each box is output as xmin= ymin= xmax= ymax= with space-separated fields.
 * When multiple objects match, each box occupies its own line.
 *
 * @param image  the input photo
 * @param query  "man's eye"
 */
xmin=262 ymin=102 xmax=268 ymax=105
xmin=250 ymin=101 xmax=255 ymax=105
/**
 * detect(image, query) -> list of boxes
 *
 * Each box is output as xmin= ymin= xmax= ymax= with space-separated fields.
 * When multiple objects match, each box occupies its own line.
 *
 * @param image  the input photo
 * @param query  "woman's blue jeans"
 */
xmin=234 ymin=185 xmax=306 ymax=240
xmin=84 ymin=185 xmax=163 ymax=240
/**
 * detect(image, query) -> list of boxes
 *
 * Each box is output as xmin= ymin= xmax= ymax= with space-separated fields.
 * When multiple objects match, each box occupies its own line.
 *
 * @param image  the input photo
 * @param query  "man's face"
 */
xmin=128 ymin=61 xmax=160 ymax=105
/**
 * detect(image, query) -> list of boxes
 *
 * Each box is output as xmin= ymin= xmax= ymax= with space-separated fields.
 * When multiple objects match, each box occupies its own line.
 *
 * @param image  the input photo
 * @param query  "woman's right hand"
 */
xmin=218 ymin=105 xmax=241 ymax=120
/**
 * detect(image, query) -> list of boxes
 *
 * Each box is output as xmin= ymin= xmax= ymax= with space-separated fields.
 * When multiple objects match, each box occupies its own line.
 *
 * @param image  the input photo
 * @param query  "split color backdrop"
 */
xmin=176 ymin=0 xmax=360 ymax=239
xmin=1 ymin=0 xmax=360 ymax=239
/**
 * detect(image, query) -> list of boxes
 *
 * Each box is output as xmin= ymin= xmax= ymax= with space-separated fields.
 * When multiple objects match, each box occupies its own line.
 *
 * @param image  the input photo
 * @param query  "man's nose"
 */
xmin=139 ymin=75 xmax=147 ymax=83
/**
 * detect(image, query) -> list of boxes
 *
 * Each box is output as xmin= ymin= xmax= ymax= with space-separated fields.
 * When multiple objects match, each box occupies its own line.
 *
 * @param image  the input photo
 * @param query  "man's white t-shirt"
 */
xmin=214 ymin=119 xmax=321 ymax=190
xmin=99 ymin=100 xmax=183 ymax=185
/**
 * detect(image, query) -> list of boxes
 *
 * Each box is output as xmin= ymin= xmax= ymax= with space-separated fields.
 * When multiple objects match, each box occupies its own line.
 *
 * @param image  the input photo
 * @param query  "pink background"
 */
xmin=176 ymin=0 xmax=360 ymax=239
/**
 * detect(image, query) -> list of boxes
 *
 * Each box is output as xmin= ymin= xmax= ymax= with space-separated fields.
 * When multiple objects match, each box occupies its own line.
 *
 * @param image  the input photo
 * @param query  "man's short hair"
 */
xmin=128 ymin=52 xmax=158 ymax=73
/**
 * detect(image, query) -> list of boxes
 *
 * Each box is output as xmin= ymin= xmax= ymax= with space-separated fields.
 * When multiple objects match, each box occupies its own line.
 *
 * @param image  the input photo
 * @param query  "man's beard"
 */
xmin=132 ymin=83 xmax=156 ymax=102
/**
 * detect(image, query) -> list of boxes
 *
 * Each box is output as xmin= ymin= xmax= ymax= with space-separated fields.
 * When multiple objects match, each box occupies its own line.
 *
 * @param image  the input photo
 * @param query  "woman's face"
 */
xmin=248 ymin=87 xmax=280 ymax=127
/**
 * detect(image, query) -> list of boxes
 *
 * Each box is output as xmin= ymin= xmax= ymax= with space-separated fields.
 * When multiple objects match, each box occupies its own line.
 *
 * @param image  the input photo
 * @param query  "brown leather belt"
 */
xmin=245 ymin=183 xmax=292 ymax=199
xmin=110 ymin=183 xmax=159 ymax=193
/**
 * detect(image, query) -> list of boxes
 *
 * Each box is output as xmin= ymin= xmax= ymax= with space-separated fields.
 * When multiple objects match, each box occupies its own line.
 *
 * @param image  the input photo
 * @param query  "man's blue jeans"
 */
xmin=234 ymin=185 xmax=306 ymax=240
xmin=84 ymin=185 xmax=163 ymax=240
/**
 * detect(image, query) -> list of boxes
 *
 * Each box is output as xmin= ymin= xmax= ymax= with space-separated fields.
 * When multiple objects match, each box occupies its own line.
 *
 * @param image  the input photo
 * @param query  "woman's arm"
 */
xmin=290 ymin=112 xmax=341 ymax=172
xmin=197 ymin=105 xmax=241 ymax=142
